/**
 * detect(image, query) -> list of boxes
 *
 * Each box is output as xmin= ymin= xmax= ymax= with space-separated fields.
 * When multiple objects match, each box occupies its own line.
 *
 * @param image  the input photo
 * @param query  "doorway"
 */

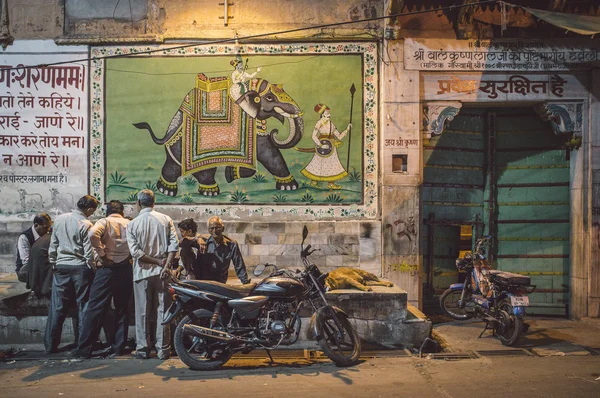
xmin=422 ymin=106 xmax=570 ymax=316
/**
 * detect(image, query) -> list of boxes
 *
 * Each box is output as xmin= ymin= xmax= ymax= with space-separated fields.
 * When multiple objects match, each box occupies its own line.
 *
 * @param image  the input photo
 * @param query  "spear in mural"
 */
xmin=346 ymin=83 xmax=356 ymax=172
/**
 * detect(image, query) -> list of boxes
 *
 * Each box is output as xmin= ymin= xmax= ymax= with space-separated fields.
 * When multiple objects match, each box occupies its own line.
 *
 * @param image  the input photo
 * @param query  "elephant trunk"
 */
xmin=270 ymin=115 xmax=304 ymax=149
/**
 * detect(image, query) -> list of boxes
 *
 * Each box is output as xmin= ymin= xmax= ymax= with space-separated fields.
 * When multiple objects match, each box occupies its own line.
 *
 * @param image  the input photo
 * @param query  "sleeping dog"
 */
xmin=325 ymin=267 xmax=394 ymax=292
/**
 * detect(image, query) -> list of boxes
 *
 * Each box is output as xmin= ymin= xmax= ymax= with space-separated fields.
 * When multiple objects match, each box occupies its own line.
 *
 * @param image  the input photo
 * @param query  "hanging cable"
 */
xmin=500 ymin=1 xmax=508 ymax=36
xmin=4 ymin=0 xmax=499 ymax=72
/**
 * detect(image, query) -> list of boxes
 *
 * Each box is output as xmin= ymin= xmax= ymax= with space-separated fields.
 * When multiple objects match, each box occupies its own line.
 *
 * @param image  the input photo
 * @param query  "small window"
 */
xmin=392 ymin=154 xmax=408 ymax=173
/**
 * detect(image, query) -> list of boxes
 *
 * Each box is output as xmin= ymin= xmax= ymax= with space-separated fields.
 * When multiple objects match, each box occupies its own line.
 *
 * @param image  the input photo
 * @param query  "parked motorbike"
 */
xmin=162 ymin=225 xmax=361 ymax=370
xmin=439 ymin=235 xmax=535 ymax=346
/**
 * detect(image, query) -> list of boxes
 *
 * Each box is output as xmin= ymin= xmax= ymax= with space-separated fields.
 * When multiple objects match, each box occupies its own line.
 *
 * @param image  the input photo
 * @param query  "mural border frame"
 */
xmin=90 ymin=41 xmax=379 ymax=219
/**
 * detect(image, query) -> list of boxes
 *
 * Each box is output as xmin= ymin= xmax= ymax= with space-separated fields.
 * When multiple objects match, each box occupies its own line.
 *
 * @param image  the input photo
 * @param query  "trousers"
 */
xmin=133 ymin=275 xmax=171 ymax=359
xmin=76 ymin=261 xmax=133 ymax=357
xmin=44 ymin=266 xmax=94 ymax=353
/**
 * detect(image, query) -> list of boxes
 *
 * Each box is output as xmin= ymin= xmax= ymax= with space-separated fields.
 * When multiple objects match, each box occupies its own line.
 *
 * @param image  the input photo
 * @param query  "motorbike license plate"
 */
xmin=510 ymin=295 xmax=529 ymax=307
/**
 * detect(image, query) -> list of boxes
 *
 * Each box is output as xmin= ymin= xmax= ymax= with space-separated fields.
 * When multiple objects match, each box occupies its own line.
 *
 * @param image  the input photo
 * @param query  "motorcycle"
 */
xmin=439 ymin=235 xmax=535 ymax=346
xmin=162 ymin=225 xmax=361 ymax=370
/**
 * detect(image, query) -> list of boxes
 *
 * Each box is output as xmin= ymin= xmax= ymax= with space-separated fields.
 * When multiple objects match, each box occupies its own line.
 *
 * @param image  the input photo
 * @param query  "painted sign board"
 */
xmin=421 ymin=73 xmax=588 ymax=102
xmin=405 ymin=38 xmax=600 ymax=72
xmin=0 ymin=41 xmax=88 ymax=218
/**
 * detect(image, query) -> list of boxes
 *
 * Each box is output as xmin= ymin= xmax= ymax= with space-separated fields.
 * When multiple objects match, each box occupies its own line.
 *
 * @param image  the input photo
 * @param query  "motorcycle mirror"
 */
xmin=302 ymin=225 xmax=308 ymax=242
xmin=253 ymin=264 xmax=266 ymax=276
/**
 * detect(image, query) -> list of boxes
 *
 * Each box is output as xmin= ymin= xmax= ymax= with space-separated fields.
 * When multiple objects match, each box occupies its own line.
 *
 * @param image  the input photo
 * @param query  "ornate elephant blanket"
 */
xmin=168 ymin=73 xmax=256 ymax=176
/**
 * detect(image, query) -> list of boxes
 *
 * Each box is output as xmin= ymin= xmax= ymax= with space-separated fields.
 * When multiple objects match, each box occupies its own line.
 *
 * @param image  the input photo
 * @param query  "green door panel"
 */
xmin=492 ymin=108 xmax=569 ymax=316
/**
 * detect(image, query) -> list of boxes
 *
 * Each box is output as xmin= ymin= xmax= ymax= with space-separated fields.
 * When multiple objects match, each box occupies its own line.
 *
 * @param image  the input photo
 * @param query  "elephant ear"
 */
xmin=235 ymin=90 xmax=259 ymax=105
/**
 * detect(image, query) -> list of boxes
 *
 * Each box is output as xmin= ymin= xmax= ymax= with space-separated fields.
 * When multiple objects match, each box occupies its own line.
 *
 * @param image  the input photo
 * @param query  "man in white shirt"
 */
xmin=16 ymin=213 xmax=52 ymax=278
xmin=45 ymin=195 xmax=99 ymax=354
xmin=75 ymin=200 xmax=132 ymax=358
xmin=126 ymin=189 xmax=179 ymax=360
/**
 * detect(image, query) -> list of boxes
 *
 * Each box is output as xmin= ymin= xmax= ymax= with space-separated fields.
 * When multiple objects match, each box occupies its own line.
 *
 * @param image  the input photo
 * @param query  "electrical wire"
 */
xmin=5 ymin=0 xmax=499 ymax=72
xmin=106 ymin=55 xmax=318 ymax=76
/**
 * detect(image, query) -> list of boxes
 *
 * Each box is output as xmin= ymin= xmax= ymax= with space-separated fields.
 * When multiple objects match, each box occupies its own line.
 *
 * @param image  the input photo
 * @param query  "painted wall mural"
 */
xmin=0 ymin=41 xmax=89 ymax=218
xmin=91 ymin=42 xmax=379 ymax=218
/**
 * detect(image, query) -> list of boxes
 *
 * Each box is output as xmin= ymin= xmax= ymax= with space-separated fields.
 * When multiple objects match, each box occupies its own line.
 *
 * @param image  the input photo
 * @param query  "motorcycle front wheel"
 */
xmin=496 ymin=310 xmax=523 ymax=346
xmin=173 ymin=309 xmax=233 ymax=370
xmin=440 ymin=289 xmax=473 ymax=320
xmin=315 ymin=308 xmax=361 ymax=367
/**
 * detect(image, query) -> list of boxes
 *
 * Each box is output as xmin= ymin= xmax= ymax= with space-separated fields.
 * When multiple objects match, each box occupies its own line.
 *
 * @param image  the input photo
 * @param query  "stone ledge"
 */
xmin=325 ymin=285 xmax=408 ymax=322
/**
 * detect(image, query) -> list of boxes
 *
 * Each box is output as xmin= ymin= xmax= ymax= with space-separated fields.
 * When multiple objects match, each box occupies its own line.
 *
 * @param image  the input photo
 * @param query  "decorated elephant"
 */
xmin=133 ymin=73 xmax=304 ymax=196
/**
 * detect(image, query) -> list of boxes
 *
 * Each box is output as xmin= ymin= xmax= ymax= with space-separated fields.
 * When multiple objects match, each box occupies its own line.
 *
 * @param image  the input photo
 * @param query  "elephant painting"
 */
xmin=133 ymin=73 xmax=304 ymax=196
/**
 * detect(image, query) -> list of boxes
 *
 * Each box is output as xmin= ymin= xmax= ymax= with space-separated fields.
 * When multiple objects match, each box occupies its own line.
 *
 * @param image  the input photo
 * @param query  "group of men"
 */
xmin=16 ymin=189 xmax=251 ymax=360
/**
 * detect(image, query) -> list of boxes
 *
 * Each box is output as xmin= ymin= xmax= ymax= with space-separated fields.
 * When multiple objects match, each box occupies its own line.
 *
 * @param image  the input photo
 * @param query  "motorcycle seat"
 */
xmin=177 ymin=279 xmax=257 ymax=299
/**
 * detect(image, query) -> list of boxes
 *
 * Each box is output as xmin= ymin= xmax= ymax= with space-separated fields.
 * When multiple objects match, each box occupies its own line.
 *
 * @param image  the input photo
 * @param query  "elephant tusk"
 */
xmin=274 ymin=106 xmax=303 ymax=119
xmin=274 ymin=106 xmax=292 ymax=118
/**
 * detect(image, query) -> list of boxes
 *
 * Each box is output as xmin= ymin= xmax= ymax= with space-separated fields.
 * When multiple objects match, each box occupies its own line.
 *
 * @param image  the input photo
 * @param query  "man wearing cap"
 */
xmin=300 ymin=104 xmax=352 ymax=190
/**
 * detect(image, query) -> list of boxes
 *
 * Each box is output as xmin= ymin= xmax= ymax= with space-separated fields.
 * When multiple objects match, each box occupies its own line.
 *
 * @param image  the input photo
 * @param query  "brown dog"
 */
xmin=325 ymin=267 xmax=394 ymax=292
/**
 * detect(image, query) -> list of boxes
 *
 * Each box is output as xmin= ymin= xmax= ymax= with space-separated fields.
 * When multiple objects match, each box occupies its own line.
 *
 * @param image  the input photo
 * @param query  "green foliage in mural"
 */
xmin=126 ymin=190 xmax=140 ymax=202
xmin=325 ymin=193 xmax=344 ymax=203
xmin=180 ymin=193 xmax=194 ymax=203
xmin=183 ymin=176 xmax=196 ymax=186
xmin=348 ymin=167 xmax=362 ymax=182
xmin=301 ymin=191 xmax=315 ymax=204
xmin=229 ymin=189 xmax=249 ymax=203
xmin=252 ymin=173 xmax=267 ymax=183
xmin=273 ymin=193 xmax=288 ymax=203
xmin=144 ymin=180 xmax=158 ymax=192
xmin=109 ymin=171 xmax=128 ymax=186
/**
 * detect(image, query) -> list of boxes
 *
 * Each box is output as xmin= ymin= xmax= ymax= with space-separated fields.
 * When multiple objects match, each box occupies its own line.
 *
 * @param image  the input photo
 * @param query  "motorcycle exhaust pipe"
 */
xmin=183 ymin=324 xmax=237 ymax=342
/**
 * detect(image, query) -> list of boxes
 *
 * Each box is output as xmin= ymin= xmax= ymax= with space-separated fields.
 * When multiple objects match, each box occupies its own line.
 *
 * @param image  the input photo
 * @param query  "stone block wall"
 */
xmin=219 ymin=221 xmax=382 ymax=276
xmin=0 ymin=221 xmax=39 ymax=274
xmin=0 ymin=220 xmax=382 ymax=277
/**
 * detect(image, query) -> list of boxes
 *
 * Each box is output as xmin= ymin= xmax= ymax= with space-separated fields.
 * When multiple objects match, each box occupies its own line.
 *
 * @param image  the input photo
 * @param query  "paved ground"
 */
xmin=433 ymin=316 xmax=600 ymax=356
xmin=1 ymin=349 xmax=599 ymax=397
xmin=1 ymin=316 xmax=600 ymax=397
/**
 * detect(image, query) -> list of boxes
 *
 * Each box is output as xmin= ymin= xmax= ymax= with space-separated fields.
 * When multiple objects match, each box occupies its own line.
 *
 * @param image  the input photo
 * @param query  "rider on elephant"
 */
xmin=229 ymin=56 xmax=262 ymax=118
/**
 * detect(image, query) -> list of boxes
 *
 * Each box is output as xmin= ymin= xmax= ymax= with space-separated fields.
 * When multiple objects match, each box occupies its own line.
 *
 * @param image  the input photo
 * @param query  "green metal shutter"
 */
xmin=423 ymin=108 xmax=486 ymax=297
xmin=493 ymin=108 xmax=570 ymax=316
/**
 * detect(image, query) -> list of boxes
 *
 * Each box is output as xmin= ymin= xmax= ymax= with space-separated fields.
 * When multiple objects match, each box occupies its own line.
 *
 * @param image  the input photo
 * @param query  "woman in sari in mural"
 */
xmin=301 ymin=104 xmax=352 ymax=190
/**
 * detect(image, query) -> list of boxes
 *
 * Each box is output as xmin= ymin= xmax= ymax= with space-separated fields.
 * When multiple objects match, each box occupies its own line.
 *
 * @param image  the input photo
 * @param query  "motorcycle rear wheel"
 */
xmin=174 ymin=309 xmax=233 ymax=370
xmin=496 ymin=310 xmax=523 ymax=346
xmin=440 ymin=289 xmax=473 ymax=320
xmin=315 ymin=309 xmax=361 ymax=367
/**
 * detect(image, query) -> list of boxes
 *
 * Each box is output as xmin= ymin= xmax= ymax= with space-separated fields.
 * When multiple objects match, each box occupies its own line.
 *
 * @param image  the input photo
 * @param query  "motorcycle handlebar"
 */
xmin=301 ymin=244 xmax=320 ymax=257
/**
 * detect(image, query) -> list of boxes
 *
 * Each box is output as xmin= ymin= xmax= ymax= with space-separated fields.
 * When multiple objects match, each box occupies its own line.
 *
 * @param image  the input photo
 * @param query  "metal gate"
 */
xmin=423 ymin=107 xmax=570 ymax=316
